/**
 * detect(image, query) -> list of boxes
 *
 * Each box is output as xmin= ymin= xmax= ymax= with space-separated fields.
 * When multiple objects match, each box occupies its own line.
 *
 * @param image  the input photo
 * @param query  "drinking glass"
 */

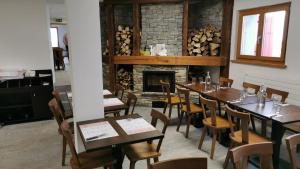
xmin=192 ymin=77 xmax=197 ymax=85
xmin=272 ymin=95 xmax=281 ymax=114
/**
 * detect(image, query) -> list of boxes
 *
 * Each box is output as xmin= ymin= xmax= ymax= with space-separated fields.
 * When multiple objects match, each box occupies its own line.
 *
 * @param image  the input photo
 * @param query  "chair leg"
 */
xmin=154 ymin=157 xmax=159 ymax=163
xmin=147 ymin=159 xmax=151 ymax=169
xmin=261 ymin=120 xmax=267 ymax=137
xmin=62 ymin=136 xmax=66 ymax=166
xmin=185 ymin=114 xmax=192 ymax=138
xmin=163 ymin=103 xmax=167 ymax=114
xmin=250 ymin=115 xmax=256 ymax=132
xmin=168 ymin=104 xmax=173 ymax=118
xmin=198 ymin=126 xmax=207 ymax=149
xmin=223 ymin=141 xmax=235 ymax=169
xmin=177 ymin=111 xmax=184 ymax=131
xmin=210 ymin=129 xmax=217 ymax=159
xmin=177 ymin=104 xmax=180 ymax=119
xmin=130 ymin=161 xmax=136 ymax=169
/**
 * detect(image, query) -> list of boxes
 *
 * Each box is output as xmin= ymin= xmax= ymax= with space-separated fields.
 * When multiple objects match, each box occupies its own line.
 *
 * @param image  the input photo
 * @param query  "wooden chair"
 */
xmin=260 ymin=87 xmax=289 ymax=136
xmin=60 ymin=120 xmax=115 ymax=169
xmin=114 ymin=84 xmax=125 ymax=100
xmin=219 ymin=77 xmax=233 ymax=88
xmin=48 ymin=98 xmax=73 ymax=166
xmin=150 ymin=157 xmax=207 ymax=169
xmin=52 ymin=90 xmax=73 ymax=119
xmin=242 ymin=82 xmax=260 ymax=132
xmin=223 ymin=105 xmax=270 ymax=169
xmin=176 ymin=87 xmax=203 ymax=138
xmin=124 ymin=109 xmax=170 ymax=169
xmin=286 ymin=133 xmax=300 ymax=169
xmin=160 ymin=80 xmax=181 ymax=118
xmin=124 ymin=92 xmax=137 ymax=115
xmin=230 ymin=142 xmax=273 ymax=169
xmin=198 ymin=95 xmax=231 ymax=159
xmin=242 ymin=82 xmax=260 ymax=94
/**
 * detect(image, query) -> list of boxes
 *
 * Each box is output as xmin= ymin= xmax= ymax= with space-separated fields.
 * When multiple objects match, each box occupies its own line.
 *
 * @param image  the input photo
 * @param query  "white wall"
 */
xmin=66 ymin=0 xmax=104 ymax=152
xmin=0 ymin=0 xmax=53 ymax=70
xmin=229 ymin=0 xmax=300 ymax=105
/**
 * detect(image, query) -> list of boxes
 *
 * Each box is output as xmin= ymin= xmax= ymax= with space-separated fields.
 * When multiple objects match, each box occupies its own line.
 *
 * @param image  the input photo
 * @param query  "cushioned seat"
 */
xmin=71 ymin=149 xmax=115 ymax=169
xmin=231 ymin=130 xmax=270 ymax=144
xmin=125 ymin=142 xmax=161 ymax=161
xmin=203 ymin=116 xmax=231 ymax=129
xmin=182 ymin=103 xmax=203 ymax=113
xmin=162 ymin=96 xmax=181 ymax=104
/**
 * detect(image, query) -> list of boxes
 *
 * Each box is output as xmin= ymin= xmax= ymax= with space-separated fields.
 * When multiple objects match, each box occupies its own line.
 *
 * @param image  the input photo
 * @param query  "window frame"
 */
xmin=235 ymin=2 xmax=290 ymax=68
xmin=50 ymin=26 xmax=59 ymax=48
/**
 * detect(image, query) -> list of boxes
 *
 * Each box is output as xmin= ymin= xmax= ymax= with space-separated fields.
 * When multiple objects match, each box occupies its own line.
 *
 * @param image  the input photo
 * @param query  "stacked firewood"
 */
xmin=115 ymin=25 xmax=133 ymax=56
xmin=116 ymin=68 xmax=132 ymax=89
xmin=188 ymin=25 xmax=222 ymax=56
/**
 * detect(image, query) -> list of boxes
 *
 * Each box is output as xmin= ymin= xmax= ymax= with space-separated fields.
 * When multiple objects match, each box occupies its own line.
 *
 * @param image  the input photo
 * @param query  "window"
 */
xmin=50 ymin=27 xmax=59 ymax=47
xmin=235 ymin=3 xmax=290 ymax=68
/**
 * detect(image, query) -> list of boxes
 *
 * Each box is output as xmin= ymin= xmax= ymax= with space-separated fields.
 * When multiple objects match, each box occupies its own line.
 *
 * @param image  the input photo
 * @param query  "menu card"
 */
xmin=104 ymin=98 xmax=124 ymax=107
xmin=79 ymin=121 xmax=118 ymax=141
xmin=103 ymin=89 xmax=112 ymax=96
xmin=117 ymin=118 xmax=156 ymax=135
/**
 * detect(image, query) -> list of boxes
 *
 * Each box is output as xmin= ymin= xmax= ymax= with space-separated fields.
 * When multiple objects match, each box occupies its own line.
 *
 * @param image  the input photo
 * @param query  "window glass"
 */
xmin=240 ymin=14 xmax=260 ymax=56
xmin=50 ymin=27 xmax=59 ymax=47
xmin=261 ymin=11 xmax=286 ymax=57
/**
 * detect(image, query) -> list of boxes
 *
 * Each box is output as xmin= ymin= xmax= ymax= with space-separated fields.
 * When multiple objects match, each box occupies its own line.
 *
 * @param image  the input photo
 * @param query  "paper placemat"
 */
xmin=80 ymin=121 xmax=118 ymax=141
xmin=104 ymin=98 xmax=124 ymax=107
xmin=103 ymin=89 xmax=112 ymax=95
xmin=117 ymin=118 xmax=156 ymax=135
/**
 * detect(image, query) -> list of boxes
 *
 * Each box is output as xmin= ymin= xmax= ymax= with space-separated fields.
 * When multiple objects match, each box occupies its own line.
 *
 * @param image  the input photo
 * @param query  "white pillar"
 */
xmin=65 ymin=0 xmax=103 ymax=152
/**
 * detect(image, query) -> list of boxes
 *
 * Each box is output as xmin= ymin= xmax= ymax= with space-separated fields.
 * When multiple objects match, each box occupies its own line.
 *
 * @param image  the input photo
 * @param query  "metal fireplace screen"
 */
xmin=143 ymin=71 xmax=175 ymax=92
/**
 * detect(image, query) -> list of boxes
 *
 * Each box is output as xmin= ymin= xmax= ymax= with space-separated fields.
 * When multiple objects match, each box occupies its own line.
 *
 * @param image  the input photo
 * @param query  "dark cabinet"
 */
xmin=0 ymin=69 xmax=53 ymax=125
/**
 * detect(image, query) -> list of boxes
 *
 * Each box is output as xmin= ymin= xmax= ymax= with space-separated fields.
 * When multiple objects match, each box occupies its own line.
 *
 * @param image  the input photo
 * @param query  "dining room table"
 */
xmin=176 ymin=81 xmax=300 ymax=169
xmin=77 ymin=114 xmax=164 ymax=169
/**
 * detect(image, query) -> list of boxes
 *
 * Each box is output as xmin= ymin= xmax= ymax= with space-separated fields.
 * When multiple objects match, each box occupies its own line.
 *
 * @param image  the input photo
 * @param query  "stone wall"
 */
xmin=141 ymin=4 xmax=183 ymax=56
xmin=132 ymin=65 xmax=187 ymax=106
xmin=189 ymin=0 xmax=223 ymax=30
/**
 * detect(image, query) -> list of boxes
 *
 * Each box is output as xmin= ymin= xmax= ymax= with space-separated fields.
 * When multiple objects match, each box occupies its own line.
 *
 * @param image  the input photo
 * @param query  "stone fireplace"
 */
xmin=133 ymin=65 xmax=187 ymax=106
xmin=143 ymin=70 xmax=175 ymax=93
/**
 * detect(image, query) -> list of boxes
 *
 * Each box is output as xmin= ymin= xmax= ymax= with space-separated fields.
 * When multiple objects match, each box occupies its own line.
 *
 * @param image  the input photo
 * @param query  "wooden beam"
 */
xmin=220 ymin=0 xmax=234 ymax=77
xmin=114 ymin=56 xmax=227 ymax=66
xmin=106 ymin=5 xmax=116 ymax=90
xmin=132 ymin=2 xmax=141 ymax=56
xmin=182 ymin=0 xmax=189 ymax=56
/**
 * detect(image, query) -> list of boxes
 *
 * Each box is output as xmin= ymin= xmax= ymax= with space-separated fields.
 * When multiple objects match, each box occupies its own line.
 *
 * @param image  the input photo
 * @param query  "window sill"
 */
xmin=231 ymin=59 xmax=287 ymax=69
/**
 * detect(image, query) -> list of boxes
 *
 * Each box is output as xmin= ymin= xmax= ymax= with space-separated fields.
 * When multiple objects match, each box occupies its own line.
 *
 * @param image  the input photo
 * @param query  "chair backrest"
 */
xmin=199 ymin=95 xmax=218 ymax=126
xmin=60 ymin=120 xmax=80 ymax=167
xmin=125 ymin=92 xmax=137 ymax=115
xmin=48 ymin=98 xmax=64 ymax=129
xmin=225 ymin=105 xmax=250 ymax=144
xmin=150 ymin=157 xmax=207 ymax=169
xmin=230 ymin=142 xmax=273 ymax=169
xmin=177 ymin=87 xmax=191 ymax=112
xmin=160 ymin=80 xmax=172 ymax=104
xmin=286 ymin=133 xmax=300 ymax=169
xmin=114 ymin=84 xmax=125 ymax=100
xmin=219 ymin=77 xmax=234 ymax=88
xmin=266 ymin=87 xmax=289 ymax=103
xmin=242 ymin=82 xmax=260 ymax=94
xmin=52 ymin=90 xmax=67 ymax=117
xmin=150 ymin=109 xmax=170 ymax=152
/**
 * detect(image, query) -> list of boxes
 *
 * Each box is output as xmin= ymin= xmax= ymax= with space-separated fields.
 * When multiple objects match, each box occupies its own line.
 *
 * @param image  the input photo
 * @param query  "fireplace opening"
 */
xmin=143 ymin=71 xmax=175 ymax=93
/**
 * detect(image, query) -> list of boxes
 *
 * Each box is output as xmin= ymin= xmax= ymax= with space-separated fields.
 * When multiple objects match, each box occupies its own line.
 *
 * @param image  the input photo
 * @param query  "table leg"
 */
xmin=112 ymin=145 xmax=124 ymax=169
xmin=271 ymin=121 xmax=285 ymax=169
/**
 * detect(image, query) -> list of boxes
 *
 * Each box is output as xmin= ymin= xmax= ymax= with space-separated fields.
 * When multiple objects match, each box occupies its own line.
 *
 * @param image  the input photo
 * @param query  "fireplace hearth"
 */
xmin=143 ymin=71 xmax=175 ymax=93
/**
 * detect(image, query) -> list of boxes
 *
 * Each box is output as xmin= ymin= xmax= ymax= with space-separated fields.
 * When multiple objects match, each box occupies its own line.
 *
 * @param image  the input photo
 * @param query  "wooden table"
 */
xmin=176 ymin=82 xmax=300 ymax=169
xmin=77 ymin=114 xmax=164 ymax=169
